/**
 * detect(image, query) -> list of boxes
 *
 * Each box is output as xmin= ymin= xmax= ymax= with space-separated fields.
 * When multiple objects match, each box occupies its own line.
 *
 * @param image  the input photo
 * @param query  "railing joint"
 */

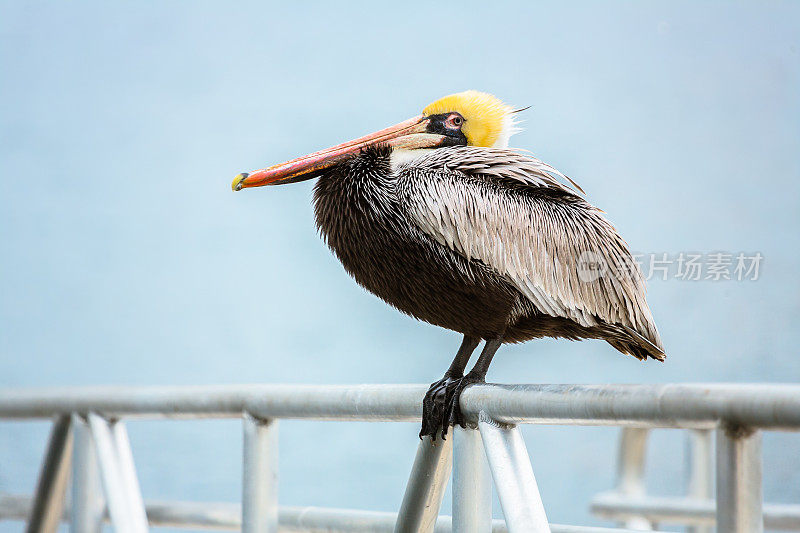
xmin=477 ymin=410 xmax=513 ymax=430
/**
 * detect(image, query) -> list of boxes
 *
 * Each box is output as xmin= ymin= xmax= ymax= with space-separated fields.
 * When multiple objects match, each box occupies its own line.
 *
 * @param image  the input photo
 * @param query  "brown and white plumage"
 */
xmin=233 ymin=90 xmax=665 ymax=439
xmin=397 ymin=146 xmax=663 ymax=359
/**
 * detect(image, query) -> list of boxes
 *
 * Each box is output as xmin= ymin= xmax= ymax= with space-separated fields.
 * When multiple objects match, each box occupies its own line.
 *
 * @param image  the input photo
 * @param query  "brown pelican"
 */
xmin=232 ymin=91 xmax=665 ymax=440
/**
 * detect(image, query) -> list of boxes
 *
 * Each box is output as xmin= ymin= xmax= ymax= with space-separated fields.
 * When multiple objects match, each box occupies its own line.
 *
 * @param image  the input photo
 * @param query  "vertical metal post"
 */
xmin=71 ymin=415 xmax=104 ymax=533
xmin=87 ymin=413 xmax=148 ymax=533
xmin=614 ymin=428 xmax=652 ymax=531
xmin=685 ymin=429 xmax=713 ymax=533
xmin=452 ymin=426 xmax=491 ymax=533
xmin=477 ymin=415 xmax=549 ymax=533
xmin=27 ymin=415 xmax=73 ymax=533
xmin=395 ymin=436 xmax=452 ymax=533
xmin=716 ymin=424 xmax=762 ymax=533
xmin=242 ymin=414 xmax=279 ymax=533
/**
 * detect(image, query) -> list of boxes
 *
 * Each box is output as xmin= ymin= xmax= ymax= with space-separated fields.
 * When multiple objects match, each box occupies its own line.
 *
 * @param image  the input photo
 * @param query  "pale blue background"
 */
xmin=1 ymin=1 xmax=799 ymax=530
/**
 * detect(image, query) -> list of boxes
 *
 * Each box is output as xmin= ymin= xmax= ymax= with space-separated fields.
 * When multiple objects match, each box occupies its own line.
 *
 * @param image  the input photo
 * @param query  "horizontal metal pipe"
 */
xmin=591 ymin=492 xmax=800 ymax=529
xmin=118 ymin=499 xmax=241 ymax=530
xmin=1 ymin=383 xmax=800 ymax=429
xmin=460 ymin=383 xmax=800 ymax=429
xmin=0 ymin=384 xmax=426 ymax=422
xmin=0 ymin=494 xmax=649 ymax=532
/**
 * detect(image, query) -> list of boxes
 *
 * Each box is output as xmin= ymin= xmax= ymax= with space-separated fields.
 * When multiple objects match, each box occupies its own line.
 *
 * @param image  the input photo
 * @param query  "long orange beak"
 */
xmin=232 ymin=115 xmax=445 ymax=191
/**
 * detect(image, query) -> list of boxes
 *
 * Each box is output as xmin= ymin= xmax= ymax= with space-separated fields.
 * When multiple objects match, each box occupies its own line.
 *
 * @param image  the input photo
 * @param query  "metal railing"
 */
xmin=1 ymin=383 xmax=800 ymax=532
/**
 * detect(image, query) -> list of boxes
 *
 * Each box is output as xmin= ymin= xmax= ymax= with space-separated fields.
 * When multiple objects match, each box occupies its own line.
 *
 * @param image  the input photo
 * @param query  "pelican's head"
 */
xmin=232 ymin=90 xmax=518 ymax=190
xmin=421 ymin=90 xmax=516 ymax=149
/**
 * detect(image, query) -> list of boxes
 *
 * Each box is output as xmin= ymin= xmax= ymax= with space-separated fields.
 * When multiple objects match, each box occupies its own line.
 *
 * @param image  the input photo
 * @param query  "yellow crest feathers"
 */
xmin=423 ymin=90 xmax=515 ymax=148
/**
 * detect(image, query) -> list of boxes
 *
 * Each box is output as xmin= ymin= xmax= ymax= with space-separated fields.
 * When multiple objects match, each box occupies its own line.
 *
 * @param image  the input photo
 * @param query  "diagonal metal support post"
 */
xmin=87 ymin=412 xmax=149 ymax=533
xmin=478 ymin=413 xmax=550 ymax=533
xmin=26 ymin=415 xmax=73 ymax=533
xmin=395 ymin=435 xmax=452 ymax=533
xmin=242 ymin=414 xmax=278 ymax=533
xmin=71 ymin=414 xmax=104 ymax=533
xmin=112 ymin=420 xmax=148 ymax=526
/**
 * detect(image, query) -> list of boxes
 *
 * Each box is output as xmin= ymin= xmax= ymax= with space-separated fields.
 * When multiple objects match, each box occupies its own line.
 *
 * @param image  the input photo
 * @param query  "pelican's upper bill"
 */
xmin=231 ymin=90 xmax=519 ymax=190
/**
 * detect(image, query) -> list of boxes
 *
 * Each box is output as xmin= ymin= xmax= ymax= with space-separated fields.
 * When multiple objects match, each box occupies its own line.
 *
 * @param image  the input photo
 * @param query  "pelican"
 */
xmin=232 ymin=91 xmax=665 ymax=440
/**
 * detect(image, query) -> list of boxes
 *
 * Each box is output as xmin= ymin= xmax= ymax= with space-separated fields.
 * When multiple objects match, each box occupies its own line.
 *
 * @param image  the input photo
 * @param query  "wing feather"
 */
xmin=396 ymin=146 xmax=663 ymax=357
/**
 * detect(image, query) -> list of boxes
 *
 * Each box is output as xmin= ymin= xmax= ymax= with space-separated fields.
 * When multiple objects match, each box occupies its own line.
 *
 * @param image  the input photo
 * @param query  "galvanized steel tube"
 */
xmin=395 ymin=437 xmax=452 ymax=533
xmin=2 ymin=494 xmax=658 ymax=532
xmin=716 ymin=425 xmax=763 ymax=533
xmin=110 ymin=422 xmax=148 ymax=532
xmin=452 ymin=426 xmax=491 ymax=533
xmin=686 ymin=429 xmax=713 ymax=533
xmin=0 ymin=384 xmax=426 ymax=421
xmin=0 ymin=383 xmax=799 ymax=430
xmin=242 ymin=415 xmax=278 ymax=533
xmin=71 ymin=416 xmax=104 ymax=533
xmin=613 ymin=428 xmax=651 ymax=530
xmin=461 ymin=384 xmax=800 ymax=429
xmin=478 ymin=416 xmax=550 ymax=533
xmin=26 ymin=415 xmax=73 ymax=533
xmin=86 ymin=413 xmax=147 ymax=533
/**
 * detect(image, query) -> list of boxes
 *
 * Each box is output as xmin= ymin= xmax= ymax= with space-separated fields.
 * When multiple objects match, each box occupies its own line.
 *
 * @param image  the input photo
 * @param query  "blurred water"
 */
xmin=1 ymin=1 xmax=798 ymax=530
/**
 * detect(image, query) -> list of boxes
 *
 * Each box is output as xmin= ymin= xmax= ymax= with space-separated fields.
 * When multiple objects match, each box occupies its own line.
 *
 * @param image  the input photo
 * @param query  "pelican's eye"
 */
xmin=445 ymin=113 xmax=464 ymax=129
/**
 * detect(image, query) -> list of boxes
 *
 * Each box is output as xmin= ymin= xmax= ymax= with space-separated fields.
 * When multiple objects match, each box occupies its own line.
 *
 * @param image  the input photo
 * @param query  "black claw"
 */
xmin=420 ymin=373 xmax=485 ymax=441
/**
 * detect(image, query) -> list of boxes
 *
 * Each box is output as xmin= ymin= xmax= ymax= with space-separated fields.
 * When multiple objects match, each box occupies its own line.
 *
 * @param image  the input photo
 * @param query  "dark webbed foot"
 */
xmin=419 ymin=372 xmax=485 ymax=441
